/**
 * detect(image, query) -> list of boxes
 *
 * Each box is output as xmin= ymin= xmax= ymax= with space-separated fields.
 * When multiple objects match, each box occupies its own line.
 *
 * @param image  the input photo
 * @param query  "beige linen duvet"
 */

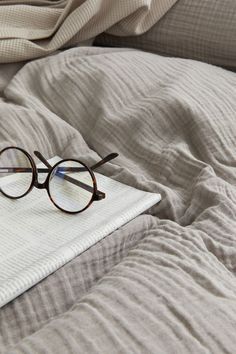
xmin=0 ymin=0 xmax=177 ymax=62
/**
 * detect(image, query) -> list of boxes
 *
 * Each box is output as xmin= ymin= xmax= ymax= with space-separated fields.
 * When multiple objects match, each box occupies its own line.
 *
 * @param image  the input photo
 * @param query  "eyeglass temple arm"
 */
xmin=34 ymin=151 xmax=105 ymax=200
xmin=90 ymin=153 xmax=119 ymax=170
xmin=34 ymin=152 xmax=118 ymax=171
xmin=34 ymin=151 xmax=52 ymax=169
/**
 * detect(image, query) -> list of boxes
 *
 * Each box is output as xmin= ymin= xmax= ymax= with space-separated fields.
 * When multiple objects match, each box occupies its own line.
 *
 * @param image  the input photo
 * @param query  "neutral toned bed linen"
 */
xmin=96 ymin=0 xmax=236 ymax=69
xmin=0 ymin=215 xmax=149 ymax=350
xmin=0 ymin=0 xmax=177 ymax=63
xmin=1 ymin=47 xmax=236 ymax=352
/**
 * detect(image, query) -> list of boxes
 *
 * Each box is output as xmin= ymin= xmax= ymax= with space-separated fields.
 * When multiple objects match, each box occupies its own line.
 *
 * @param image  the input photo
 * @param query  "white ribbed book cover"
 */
xmin=0 ymin=157 xmax=161 ymax=308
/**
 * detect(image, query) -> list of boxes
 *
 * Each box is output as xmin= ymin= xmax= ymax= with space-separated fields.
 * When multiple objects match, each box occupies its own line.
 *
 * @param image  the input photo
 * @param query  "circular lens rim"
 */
xmin=0 ymin=146 xmax=36 ymax=199
xmin=47 ymin=158 xmax=97 ymax=214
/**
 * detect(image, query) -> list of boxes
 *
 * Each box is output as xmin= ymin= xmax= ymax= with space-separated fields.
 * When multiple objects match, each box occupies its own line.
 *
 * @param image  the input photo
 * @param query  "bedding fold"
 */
xmin=0 ymin=0 xmax=177 ymax=63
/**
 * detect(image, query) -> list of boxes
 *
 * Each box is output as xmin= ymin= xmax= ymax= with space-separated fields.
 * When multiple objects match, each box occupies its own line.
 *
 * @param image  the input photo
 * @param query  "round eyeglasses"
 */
xmin=0 ymin=147 xmax=118 ymax=214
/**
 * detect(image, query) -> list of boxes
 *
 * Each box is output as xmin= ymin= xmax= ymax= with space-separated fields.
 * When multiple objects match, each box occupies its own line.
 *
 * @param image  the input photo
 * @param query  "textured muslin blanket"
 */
xmin=0 ymin=0 xmax=177 ymax=63
xmin=1 ymin=46 xmax=236 ymax=353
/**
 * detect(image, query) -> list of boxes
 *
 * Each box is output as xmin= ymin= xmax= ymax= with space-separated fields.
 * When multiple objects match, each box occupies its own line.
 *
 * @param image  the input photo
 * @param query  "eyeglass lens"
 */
xmin=0 ymin=148 xmax=33 ymax=198
xmin=49 ymin=160 xmax=95 ymax=213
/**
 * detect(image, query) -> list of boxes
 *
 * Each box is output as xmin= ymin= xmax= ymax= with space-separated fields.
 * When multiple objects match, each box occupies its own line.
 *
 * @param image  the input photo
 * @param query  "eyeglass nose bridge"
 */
xmin=34 ymin=181 xmax=47 ymax=190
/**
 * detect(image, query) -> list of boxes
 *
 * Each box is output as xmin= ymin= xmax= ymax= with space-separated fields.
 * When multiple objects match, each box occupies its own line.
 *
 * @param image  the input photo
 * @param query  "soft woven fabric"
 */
xmin=0 ymin=164 xmax=160 ymax=308
xmin=96 ymin=0 xmax=236 ymax=69
xmin=1 ymin=46 xmax=236 ymax=353
xmin=0 ymin=0 xmax=177 ymax=63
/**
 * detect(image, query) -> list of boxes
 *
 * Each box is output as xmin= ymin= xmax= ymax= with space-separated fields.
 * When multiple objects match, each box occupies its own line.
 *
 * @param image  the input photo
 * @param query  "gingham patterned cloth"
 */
xmin=96 ymin=0 xmax=236 ymax=69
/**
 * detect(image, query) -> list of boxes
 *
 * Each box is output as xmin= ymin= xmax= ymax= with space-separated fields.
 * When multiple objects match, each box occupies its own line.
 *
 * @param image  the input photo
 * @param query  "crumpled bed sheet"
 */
xmin=0 ymin=46 xmax=236 ymax=353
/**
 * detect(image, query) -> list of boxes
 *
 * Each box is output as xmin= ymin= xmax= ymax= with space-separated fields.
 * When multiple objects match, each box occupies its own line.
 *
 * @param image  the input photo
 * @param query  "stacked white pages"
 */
xmin=0 ymin=157 xmax=161 ymax=308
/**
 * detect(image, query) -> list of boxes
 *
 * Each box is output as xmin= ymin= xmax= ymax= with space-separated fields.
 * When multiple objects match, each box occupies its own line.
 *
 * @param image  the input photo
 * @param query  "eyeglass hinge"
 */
xmin=94 ymin=191 xmax=106 ymax=201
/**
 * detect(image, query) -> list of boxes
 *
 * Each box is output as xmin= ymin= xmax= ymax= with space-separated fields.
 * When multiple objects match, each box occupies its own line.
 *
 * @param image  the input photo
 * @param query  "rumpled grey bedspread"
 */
xmin=1 ymin=47 xmax=236 ymax=353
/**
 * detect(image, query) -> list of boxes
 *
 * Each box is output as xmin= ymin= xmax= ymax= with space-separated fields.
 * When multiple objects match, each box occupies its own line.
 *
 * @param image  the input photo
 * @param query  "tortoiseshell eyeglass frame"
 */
xmin=0 ymin=146 xmax=118 ymax=214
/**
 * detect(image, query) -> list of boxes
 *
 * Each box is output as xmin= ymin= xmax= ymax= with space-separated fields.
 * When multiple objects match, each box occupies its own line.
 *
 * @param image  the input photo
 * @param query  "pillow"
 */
xmin=95 ymin=0 xmax=236 ymax=69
